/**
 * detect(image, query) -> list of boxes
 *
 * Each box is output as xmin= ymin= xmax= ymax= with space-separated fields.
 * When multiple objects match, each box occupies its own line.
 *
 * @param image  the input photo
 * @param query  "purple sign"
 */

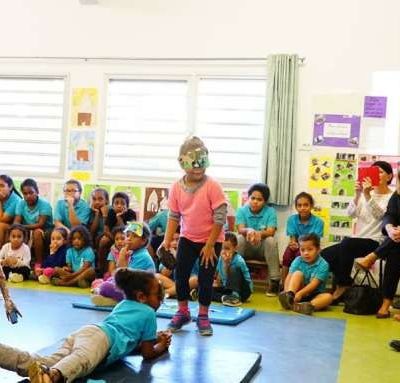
xmin=363 ymin=96 xmax=387 ymax=118
xmin=313 ymin=114 xmax=361 ymax=148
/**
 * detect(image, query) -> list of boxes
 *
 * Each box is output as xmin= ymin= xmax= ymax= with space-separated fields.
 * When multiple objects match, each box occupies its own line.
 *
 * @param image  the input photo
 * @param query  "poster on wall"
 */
xmin=363 ymin=96 xmax=387 ymax=118
xmin=143 ymin=187 xmax=169 ymax=222
xmin=68 ymin=130 xmax=95 ymax=171
xmin=224 ymin=190 xmax=240 ymax=231
xmin=71 ymin=88 xmax=99 ymax=128
xmin=308 ymin=154 xmax=334 ymax=198
xmin=37 ymin=182 xmax=52 ymax=203
xmin=313 ymin=114 xmax=361 ymax=148
xmin=332 ymin=153 xmax=356 ymax=197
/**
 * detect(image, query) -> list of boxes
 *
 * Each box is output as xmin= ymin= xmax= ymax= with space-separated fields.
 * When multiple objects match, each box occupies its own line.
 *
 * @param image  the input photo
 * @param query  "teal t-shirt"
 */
xmin=286 ymin=214 xmax=324 ymax=239
xmin=128 ymin=247 xmax=156 ymax=272
xmin=216 ymin=253 xmax=253 ymax=291
xmin=66 ymin=247 xmax=95 ymax=272
xmin=289 ymin=255 xmax=329 ymax=293
xmin=235 ymin=204 xmax=277 ymax=230
xmin=97 ymin=299 xmax=157 ymax=366
xmin=15 ymin=197 xmax=53 ymax=230
xmin=54 ymin=199 xmax=91 ymax=228
xmin=3 ymin=192 xmax=22 ymax=217
xmin=148 ymin=209 xmax=168 ymax=235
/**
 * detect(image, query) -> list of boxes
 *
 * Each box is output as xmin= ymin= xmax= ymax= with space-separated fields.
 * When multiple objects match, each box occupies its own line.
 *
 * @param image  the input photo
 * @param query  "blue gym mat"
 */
xmin=35 ymin=342 xmax=261 ymax=383
xmin=72 ymin=298 xmax=256 ymax=325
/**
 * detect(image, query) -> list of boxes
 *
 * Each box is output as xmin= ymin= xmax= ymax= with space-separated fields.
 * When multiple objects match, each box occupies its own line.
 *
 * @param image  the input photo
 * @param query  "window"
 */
xmin=102 ymin=76 xmax=266 ymax=186
xmin=0 ymin=76 xmax=66 ymax=175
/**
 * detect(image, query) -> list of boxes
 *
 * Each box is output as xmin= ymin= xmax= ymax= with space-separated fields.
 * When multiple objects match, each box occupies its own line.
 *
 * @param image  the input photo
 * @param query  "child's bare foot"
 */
xmin=355 ymin=253 xmax=377 ymax=270
xmin=394 ymin=313 xmax=400 ymax=321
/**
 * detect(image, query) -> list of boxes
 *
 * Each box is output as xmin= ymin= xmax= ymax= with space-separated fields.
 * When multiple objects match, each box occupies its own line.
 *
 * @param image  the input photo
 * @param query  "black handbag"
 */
xmin=343 ymin=269 xmax=383 ymax=315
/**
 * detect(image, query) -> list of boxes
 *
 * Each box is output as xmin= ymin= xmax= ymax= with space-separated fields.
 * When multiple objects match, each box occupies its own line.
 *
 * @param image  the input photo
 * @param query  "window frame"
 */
xmin=99 ymin=71 xmax=267 ymax=188
xmin=0 ymin=73 xmax=69 ymax=178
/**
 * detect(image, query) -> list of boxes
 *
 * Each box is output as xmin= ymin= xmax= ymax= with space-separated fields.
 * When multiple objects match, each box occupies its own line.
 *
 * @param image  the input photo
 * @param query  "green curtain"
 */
xmin=265 ymin=54 xmax=299 ymax=205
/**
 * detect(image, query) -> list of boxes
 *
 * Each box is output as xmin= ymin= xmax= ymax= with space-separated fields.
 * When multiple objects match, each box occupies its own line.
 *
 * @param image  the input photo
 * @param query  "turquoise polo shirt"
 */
xmin=235 ymin=204 xmax=277 ymax=230
xmin=15 ymin=197 xmax=53 ymax=230
xmin=148 ymin=209 xmax=168 ymax=235
xmin=54 ymin=199 xmax=91 ymax=228
xmin=3 ymin=192 xmax=22 ymax=217
xmin=127 ymin=247 xmax=156 ymax=272
xmin=66 ymin=247 xmax=95 ymax=272
xmin=216 ymin=253 xmax=253 ymax=291
xmin=97 ymin=299 xmax=157 ymax=366
xmin=289 ymin=255 xmax=329 ymax=293
xmin=286 ymin=214 xmax=324 ymax=239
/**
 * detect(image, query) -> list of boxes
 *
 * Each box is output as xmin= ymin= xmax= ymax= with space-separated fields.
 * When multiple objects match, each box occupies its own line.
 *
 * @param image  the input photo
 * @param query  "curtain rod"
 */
xmin=0 ymin=56 xmax=305 ymax=63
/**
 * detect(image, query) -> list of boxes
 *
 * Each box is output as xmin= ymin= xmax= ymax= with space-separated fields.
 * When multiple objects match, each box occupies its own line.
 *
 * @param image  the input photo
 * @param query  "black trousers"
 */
xmin=175 ymin=237 xmax=221 ymax=306
xmin=321 ymin=237 xmax=379 ymax=286
xmin=212 ymin=267 xmax=252 ymax=303
xmin=373 ymin=238 xmax=400 ymax=299
xmin=2 ymin=266 xmax=31 ymax=280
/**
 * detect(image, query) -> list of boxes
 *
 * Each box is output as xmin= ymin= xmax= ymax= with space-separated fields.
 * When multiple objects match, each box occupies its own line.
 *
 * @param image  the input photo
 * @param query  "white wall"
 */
xmin=1 ymin=0 xmax=399 ymax=248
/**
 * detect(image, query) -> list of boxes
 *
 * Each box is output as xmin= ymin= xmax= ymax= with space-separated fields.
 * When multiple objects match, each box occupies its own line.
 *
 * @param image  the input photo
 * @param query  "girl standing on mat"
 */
xmin=161 ymin=136 xmax=227 ymax=336
xmin=0 ymin=268 xmax=171 ymax=383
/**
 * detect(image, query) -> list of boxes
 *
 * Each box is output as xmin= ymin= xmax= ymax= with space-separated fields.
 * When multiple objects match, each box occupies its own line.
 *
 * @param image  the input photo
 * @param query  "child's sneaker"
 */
xmin=91 ymin=294 xmax=118 ymax=307
xmin=265 ymin=279 xmax=280 ymax=297
xmin=221 ymin=294 xmax=242 ymax=307
xmin=189 ymin=288 xmax=198 ymax=301
xmin=196 ymin=314 xmax=213 ymax=336
xmin=8 ymin=273 xmax=24 ymax=283
xmin=293 ymin=302 xmax=315 ymax=315
xmin=38 ymin=275 xmax=51 ymax=285
xmin=167 ymin=311 xmax=191 ymax=332
xmin=278 ymin=291 xmax=294 ymax=310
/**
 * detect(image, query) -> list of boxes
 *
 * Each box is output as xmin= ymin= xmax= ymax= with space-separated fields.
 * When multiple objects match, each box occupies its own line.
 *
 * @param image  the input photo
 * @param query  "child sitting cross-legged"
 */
xmin=34 ymin=227 xmax=68 ymax=284
xmin=212 ymin=231 xmax=253 ymax=307
xmin=91 ymin=221 xmax=155 ymax=306
xmin=0 ymin=224 xmax=31 ymax=283
xmin=278 ymin=233 xmax=333 ymax=315
xmin=51 ymin=225 xmax=96 ymax=288
xmin=0 ymin=268 xmax=171 ymax=383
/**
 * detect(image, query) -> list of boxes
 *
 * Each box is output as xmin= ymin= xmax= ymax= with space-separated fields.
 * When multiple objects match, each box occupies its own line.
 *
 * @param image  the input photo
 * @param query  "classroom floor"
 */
xmin=0 ymin=281 xmax=399 ymax=383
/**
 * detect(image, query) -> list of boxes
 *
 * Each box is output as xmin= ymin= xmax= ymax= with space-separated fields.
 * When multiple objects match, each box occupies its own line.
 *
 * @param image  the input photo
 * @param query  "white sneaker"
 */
xmin=9 ymin=273 xmax=24 ymax=283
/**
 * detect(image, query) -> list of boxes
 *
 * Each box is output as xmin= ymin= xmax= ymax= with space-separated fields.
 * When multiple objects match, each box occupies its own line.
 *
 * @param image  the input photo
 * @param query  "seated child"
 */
xmin=92 ymin=222 xmax=155 ymax=306
xmin=278 ymin=233 xmax=333 ymax=315
xmin=97 ymin=192 xmax=137 ymax=275
xmin=235 ymin=183 xmax=280 ymax=296
xmin=34 ymin=227 xmax=68 ymax=285
xmin=14 ymin=178 xmax=53 ymax=267
xmin=156 ymin=232 xmax=199 ymax=299
xmin=51 ymin=225 xmax=96 ymax=288
xmin=0 ymin=268 xmax=171 ymax=383
xmin=212 ymin=232 xmax=253 ymax=307
xmin=0 ymin=262 xmax=21 ymax=322
xmin=281 ymin=192 xmax=324 ymax=285
xmin=0 ymin=224 xmax=31 ymax=282
xmin=91 ymin=226 xmax=129 ymax=291
xmin=89 ymin=188 xmax=110 ymax=246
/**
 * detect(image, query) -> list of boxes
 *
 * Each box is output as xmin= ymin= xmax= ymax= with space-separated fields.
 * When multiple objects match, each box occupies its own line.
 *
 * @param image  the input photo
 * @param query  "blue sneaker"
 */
xmin=196 ymin=314 xmax=213 ymax=336
xmin=167 ymin=311 xmax=191 ymax=332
